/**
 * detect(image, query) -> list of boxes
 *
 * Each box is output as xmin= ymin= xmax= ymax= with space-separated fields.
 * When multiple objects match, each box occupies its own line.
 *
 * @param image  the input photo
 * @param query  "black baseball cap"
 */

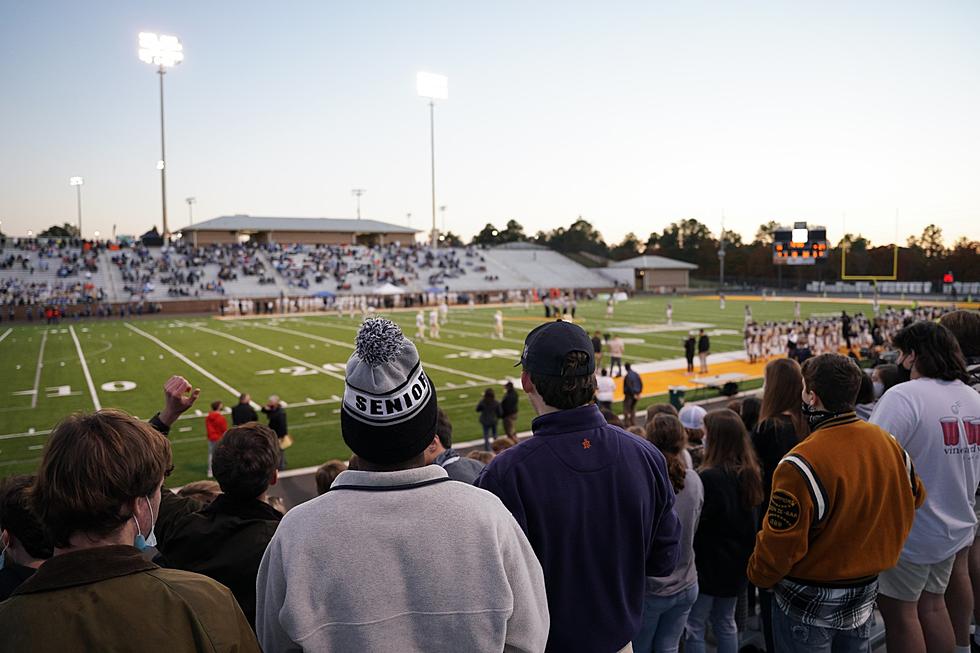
xmin=516 ymin=320 xmax=596 ymax=376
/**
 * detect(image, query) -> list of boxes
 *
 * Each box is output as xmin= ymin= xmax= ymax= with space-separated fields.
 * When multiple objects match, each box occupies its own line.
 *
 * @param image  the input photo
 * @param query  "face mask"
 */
xmin=896 ymin=354 xmax=913 ymax=384
xmin=873 ymin=381 xmax=885 ymax=399
xmin=801 ymin=402 xmax=838 ymax=429
xmin=133 ymin=496 xmax=157 ymax=551
xmin=0 ymin=545 xmax=5 ymax=571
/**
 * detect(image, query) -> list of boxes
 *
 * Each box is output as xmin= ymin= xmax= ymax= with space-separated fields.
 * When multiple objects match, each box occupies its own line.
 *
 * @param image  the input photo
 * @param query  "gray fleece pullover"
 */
xmin=256 ymin=465 xmax=549 ymax=652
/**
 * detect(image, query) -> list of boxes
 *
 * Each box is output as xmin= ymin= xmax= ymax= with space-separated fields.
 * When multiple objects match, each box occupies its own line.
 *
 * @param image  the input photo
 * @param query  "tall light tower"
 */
xmin=416 ymin=72 xmax=448 ymax=250
xmin=138 ymin=32 xmax=184 ymax=243
xmin=185 ymin=196 xmax=196 ymax=225
xmin=718 ymin=213 xmax=726 ymax=288
xmin=351 ymin=189 xmax=367 ymax=220
xmin=69 ymin=177 xmax=84 ymax=237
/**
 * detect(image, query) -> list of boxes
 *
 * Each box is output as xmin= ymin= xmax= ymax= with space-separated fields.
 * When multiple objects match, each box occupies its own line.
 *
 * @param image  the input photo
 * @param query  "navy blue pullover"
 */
xmin=476 ymin=404 xmax=681 ymax=653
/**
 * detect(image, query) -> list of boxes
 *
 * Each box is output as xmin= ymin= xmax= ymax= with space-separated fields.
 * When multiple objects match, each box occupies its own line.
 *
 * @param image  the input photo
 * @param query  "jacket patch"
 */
xmin=768 ymin=489 xmax=801 ymax=532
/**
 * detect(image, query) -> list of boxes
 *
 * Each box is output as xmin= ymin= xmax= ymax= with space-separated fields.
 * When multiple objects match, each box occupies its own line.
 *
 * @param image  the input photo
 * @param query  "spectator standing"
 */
xmin=476 ymin=388 xmax=502 ymax=450
xmin=0 ymin=475 xmax=52 ymax=601
xmin=205 ymin=400 xmax=227 ymax=477
xmin=256 ymin=318 xmax=549 ymax=652
xmin=623 ymin=362 xmax=643 ymax=427
xmin=697 ymin=329 xmax=710 ymax=374
xmin=231 ymin=392 xmax=258 ymax=426
xmin=155 ymin=421 xmax=284 ymax=629
xmin=634 ymin=414 xmax=704 ymax=653
xmin=684 ymin=334 xmax=696 ymax=373
xmin=596 ymin=368 xmax=616 ymax=410
xmin=685 ymin=409 xmax=762 ymax=653
xmin=749 ymin=354 xmax=924 ymax=653
xmin=476 ymin=320 xmax=680 ymax=653
xmin=609 ymin=334 xmax=625 ymax=377
xmin=423 ymin=407 xmax=486 ymax=484
xmin=871 ymin=321 xmax=980 ymax=653
xmin=314 ymin=460 xmax=348 ymax=495
xmin=592 ymin=330 xmax=604 ymax=369
xmin=0 ymin=410 xmax=259 ymax=652
xmin=854 ymin=372 xmax=877 ymax=420
xmin=940 ymin=309 xmax=980 ymax=390
xmin=501 ymin=381 xmax=519 ymax=438
xmin=679 ymin=404 xmax=707 ymax=469
xmin=261 ymin=395 xmax=288 ymax=470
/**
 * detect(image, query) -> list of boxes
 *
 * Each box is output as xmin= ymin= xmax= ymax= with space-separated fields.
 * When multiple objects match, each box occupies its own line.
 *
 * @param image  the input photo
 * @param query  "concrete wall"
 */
xmin=641 ymin=269 xmax=689 ymax=290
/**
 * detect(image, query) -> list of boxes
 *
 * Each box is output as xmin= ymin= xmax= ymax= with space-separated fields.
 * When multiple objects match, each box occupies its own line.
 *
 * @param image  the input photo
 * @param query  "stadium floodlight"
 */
xmin=417 ymin=72 xmax=448 ymax=250
xmin=186 ymin=196 xmax=196 ymax=225
xmin=139 ymin=32 xmax=183 ymax=244
xmin=352 ymin=189 xmax=367 ymax=220
xmin=69 ymin=176 xmax=84 ymax=237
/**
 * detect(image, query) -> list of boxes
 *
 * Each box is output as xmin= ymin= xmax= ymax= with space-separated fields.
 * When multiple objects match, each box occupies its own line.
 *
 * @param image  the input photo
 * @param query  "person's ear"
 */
xmin=427 ymin=435 xmax=440 ymax=452
xmin=520 ymin=371 xmax=534 ymax=394
xmin=269 ymin=470 xmax=279 ymax=487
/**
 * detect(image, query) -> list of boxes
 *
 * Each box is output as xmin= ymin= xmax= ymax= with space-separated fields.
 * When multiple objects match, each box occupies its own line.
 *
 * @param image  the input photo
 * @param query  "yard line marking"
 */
xmin=0 ymin=328 xmax=12 ymax=344
xmin=178 ymin=322 xmax=347 ymax=381
xmin=69 ymin=326 xmax=101 ymax=410
xmin=124 ymin=323 xmax=256 ymax=406
xmin=30 ymin=330 xmax=48 ymax=408
xmin=249 ymin=321 xmax=499 ymax=384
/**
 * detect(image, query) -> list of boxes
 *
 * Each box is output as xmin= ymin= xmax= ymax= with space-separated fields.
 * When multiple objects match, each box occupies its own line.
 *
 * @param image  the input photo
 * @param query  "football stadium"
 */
xmin=2 ymin=4 xmax=979 ymax=653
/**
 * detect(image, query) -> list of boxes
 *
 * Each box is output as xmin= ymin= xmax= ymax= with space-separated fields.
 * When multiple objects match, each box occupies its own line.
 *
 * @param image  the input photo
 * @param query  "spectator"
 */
xmin=623 ymin=362 xmax=643 ymax=427
xmin=422 ymin=407 xmax=485 ymax=484
xmin=592 ymin=329 xmax=604 ymax=368
xmin=749 ymin=353 xmax=924 ymax=653
xmin=476 ymin=388 xmax=502 ymax=451
xmin=501 ymin=381 xmax=519 ymax=438
xmin=685 ymin=409 xmax=762 ymax=653
xmin=596 ymin=368 xmax=615 ymax=410
xmin=940 ymin=310 xmax=980 ymax=389
xmin=679 ymin=404 xmax=707 ymax=469
xmin=697 ymin=329 xmax=710 ymax=374
xmin=647 ymin=403 xmax=679 ymax=422
xmin=871 ymin=321 xmax=980 ymax=653
xmin=854 ymin=372 xmax=876 ymax=420
xmin=467 ymin=450 xmax=495 ymax=465
xmin=608 ymin=334 xmax=625 ymax=377
xmin=684 ymin=334 xmax=696 ymax=374
xmin=314 ymin=460 xmax=348 ymax=495
xmin=626 ymin=425 xmax=646 ymax=437
xmin=232 ymin=392 xmax=258 ymax=425
xmin=261 ymin=395 xmax=288 ymax=470
xmin=476 ymin=320 xmax=680 ymax=653
xmin=634 ymin=414 xmax=704 ymax=653
xmin=178 ymin=480 xmax=222 ymax=505
xmin=491 ymin=436 xmax=518 ymax=453
xmin=205 ymin=399 xmax=227 ymax=477
xmin=256 ymin=318 xmax=549 ymax=652
xmin=155 ymin=421 xmax=283 ymax=629
xmin=873 ymin=363 xmax=903 ymax=397
xmin=739 ymin=396 xmax=761 ymax=434
xmin=0 ymin=475 xmax=52 ymax=601
xmin=600 ymin=407 xmax=625 ymax=428
xmin=0 ymin=410 xmax=259 ymax=652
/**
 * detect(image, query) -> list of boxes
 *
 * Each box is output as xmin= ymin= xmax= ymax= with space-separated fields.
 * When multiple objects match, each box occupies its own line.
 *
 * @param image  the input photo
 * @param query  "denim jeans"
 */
xmin=771 ymin=602 xmax=871 ymax=653
xmin=481 ymin=423 xmax=497 ymax=450
xmin=633 ymin=583 xmax=698 ymax=653
xmin=685 ymin=593 xmax=738 ymax=653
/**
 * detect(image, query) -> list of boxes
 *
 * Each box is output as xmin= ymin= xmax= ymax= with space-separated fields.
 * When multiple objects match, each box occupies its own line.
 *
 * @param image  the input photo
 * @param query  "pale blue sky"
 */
xmin=2 ymin=0 xmax=979 ymax=245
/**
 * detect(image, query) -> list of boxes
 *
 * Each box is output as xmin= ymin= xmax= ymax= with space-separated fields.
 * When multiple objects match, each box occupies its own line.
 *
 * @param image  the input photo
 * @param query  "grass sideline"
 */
xmin=0 ymin=294 xmax=889 ymax=485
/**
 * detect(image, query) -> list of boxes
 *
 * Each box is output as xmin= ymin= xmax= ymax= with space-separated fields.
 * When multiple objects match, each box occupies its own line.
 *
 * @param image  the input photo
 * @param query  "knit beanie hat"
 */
xmin=341 ymin=317 xmax=438 ymax=464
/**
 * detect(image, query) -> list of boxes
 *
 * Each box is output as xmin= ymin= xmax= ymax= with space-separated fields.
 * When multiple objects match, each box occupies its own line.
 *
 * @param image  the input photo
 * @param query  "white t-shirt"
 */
xmin=596 ymin=376 xmax=616 ymax=402
xmin=870 ymin=377 xmax=980 ymax=564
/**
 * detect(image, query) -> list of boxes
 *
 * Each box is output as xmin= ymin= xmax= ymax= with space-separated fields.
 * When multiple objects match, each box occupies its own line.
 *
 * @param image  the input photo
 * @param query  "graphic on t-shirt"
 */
xmin=966 ymin=417 xmax=980 ymax=446
xmin=941 ymin=417 xmax=961 ymax=446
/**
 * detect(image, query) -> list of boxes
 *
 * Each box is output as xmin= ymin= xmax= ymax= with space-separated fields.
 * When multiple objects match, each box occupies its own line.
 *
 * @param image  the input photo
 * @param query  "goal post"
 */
xmin=840 ymin=244 xmax=899 ymax=281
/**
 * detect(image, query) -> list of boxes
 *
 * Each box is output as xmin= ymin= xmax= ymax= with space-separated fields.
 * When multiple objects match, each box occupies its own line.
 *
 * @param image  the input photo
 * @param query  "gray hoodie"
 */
xmin=256 ymin=465 xmax=549 ymax=652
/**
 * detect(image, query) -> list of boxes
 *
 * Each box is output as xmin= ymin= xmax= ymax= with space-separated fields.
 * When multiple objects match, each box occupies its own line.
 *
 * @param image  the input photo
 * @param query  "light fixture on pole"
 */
xmin=186 ymin=196 xmax=196 ymax=225
xmin=351 ymin=189 xmax=367 ymax=220
xmin=69 ymin=177 xmax=84 ymax=238
xmin=718 ymin=213 xmax=726 ymax=288
xmin=138 ymin=32 xmax=184 ymax=244
xmin=417 ymin=71 xmax=448 ymax=250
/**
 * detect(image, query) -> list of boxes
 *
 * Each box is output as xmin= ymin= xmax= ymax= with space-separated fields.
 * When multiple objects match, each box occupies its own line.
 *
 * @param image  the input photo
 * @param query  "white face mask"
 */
xmin=133 ymin=496 xmax=157 ymax=551
xmin=872 ymin=381 xmax=885 ymax=399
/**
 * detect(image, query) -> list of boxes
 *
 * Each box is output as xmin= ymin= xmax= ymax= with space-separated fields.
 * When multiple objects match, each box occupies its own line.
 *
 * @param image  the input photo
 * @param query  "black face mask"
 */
xmin=801 ymin=402 xmax=839 ymax=429
xmin=896 ymin=355 xmax=913 ymax=384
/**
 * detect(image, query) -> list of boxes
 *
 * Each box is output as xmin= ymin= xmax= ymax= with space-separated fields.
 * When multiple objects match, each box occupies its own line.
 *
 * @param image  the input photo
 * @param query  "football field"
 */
xmin=0 ymin=295 xmax=888 ymax=485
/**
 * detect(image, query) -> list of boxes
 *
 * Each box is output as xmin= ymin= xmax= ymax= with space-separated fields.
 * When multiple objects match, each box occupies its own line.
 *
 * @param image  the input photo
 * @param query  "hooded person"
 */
xmin=256 ymin=317 xmax=549 ymax=653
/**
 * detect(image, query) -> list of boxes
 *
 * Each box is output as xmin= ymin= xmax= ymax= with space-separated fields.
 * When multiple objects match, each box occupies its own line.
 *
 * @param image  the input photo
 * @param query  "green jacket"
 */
xmin=0 ymin=545 xmax=260 ymax=653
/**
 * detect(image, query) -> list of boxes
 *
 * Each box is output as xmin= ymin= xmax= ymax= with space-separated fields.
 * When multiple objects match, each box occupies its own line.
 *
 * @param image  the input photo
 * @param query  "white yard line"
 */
xmin=30 ymin=330 xmax=48 ymax=408
xmin=68 ymin=325 xmax=101 ymax=410
xmin=124 ymin=323 xmax=255 ymax=405
xmin=0 ymin=328 xmax=12 ymax=344
xmin=178 ymin=322 xmax=347 ymax=381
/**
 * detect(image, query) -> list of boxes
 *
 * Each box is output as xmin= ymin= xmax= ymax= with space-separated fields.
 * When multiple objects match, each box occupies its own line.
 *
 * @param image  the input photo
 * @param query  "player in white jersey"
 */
xmin=666 ymin=303 xmax=673 ymax=325
xmin=415 ymin=310 xmax=426 ymax=340
xmin=744 ymin=305 xmax=752 ymax=326
xmin=719 ymin=293 xmax=726 ymax=310
xmin=606 ymin=297 xmax=615 ymax=317
xmin=429 ymin=309 xmax=440 ymax=339
xmin=493 ymin=310 xmax=505 ymax=339
xmin=439 ymin=300 xmax=448 ymax=325
xmin=794 ymin=301 xmax=801 ymax=320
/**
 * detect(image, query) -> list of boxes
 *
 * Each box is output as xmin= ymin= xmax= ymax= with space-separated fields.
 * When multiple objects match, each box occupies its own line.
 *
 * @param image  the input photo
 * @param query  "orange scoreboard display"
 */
xmin=772 ymin=222 xmax=828 ymax=266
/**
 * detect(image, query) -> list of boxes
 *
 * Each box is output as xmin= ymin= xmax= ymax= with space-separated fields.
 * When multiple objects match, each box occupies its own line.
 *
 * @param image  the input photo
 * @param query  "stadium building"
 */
xmin=177 ymin=215 xmax=418 ymax=246
xmin=607 ymin=254 xmax=698 ymax=291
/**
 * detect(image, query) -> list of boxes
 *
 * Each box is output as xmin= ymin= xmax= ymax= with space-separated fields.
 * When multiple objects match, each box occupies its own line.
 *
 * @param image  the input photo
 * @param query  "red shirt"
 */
xmin=206 ymin=411 xmax=228 ymax=442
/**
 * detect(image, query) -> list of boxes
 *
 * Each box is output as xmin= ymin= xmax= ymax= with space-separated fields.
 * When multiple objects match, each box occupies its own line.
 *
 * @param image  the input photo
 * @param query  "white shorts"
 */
xmin=878 ymin=553 xmax=957 ymax=601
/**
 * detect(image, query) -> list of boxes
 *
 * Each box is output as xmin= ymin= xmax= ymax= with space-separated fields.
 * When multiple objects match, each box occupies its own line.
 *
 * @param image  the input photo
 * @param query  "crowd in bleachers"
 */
xmin=1 ymin=307 xmax=978 ymax=652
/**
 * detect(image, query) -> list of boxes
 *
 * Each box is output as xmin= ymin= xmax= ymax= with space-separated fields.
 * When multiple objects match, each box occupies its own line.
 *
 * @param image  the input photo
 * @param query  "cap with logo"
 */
xmin=516 ymin=319 xmax=596 ymax=377
xmin=341 ymin=318 xmax=438 ymax=464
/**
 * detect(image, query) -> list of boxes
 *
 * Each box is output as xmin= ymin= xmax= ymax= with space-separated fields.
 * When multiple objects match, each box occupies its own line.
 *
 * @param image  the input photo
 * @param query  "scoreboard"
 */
xmin=773 ymin=222 xmax=829 ymax=266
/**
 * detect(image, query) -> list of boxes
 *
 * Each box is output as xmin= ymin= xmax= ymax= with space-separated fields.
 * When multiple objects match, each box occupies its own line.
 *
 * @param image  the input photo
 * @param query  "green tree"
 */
xmin=610 ymin=232 xmax=643 ymax=261
xmin=907 ymin=224 xmax=945 ymax=258
xmin=39 ymin=223 xmax=80 ymax=238
xmin=538 ymin=217 xmax=609 ymax=257
xmin=472 ymin=223 xmax=502 ymax=246
xmin=753 ymin=221 xmax=780 ymax=245
xmin=838 ymin=233 xmax=871 ymax=252
xmin=499 ymin=219 xmax=527 ymax=243
xmin=439 ymin=231 xmax=464 ymax=247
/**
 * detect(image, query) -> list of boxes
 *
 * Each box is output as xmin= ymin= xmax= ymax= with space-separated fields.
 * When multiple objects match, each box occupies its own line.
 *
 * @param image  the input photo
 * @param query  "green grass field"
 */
xmin=0 ymin=294 xmax=886 ymax=485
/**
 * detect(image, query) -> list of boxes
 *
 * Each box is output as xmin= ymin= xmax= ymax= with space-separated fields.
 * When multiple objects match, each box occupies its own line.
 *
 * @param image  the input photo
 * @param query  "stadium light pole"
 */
xmin=417 ymin=72 xmax=448 ymax=250
xmin=138 ymin=32 xmax=184 ymax=244
xmin=69 ymin=177 xmax=84 ymax=237
xmin=718 ymin=214 xmax=726 ymax=288
xmin=352 ymin=189 xmax=367 ymax=220
xmin=185 ymin=196 xmax=196 ymax=225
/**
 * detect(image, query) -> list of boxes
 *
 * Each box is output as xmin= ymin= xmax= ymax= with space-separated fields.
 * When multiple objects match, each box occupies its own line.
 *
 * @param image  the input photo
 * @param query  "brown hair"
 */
xmin=759 ymin=358 xmax=807 ymax=437
xmin=315 ymin=460 xmax=348 ymax=495
xmin=801 ymin=354 xmax=863 ymax=412
xmin=529 ymin=351 xmax=598 ymax=409
xmin=940 ymin=310 xmax=980 ymax=359
xmin=32 ymin=410 xmax=173 ymax=548
xmin=210 ymin=400 xmax=223 ymax=411
xmin=646 ymin=403 xmax=678 ymax=421
xmin=702 ymin=409 xmax=763 ymax=510
xmin=435 ymin=407 xmax=453 ymax=449
xmin=0 ymin=475 xmax=53 ymax=560
xmin=177 ymin=480 xmax=222 ymax=505
xmin=491 ymin=436 xmax=518 ymax=453
xmin=212 ymin=423 xmax=280 ymax=500
xmin=467 ymin=450 xmax=495 ymax=464
xmin=645 ymin=414 xmax=688 ymax=493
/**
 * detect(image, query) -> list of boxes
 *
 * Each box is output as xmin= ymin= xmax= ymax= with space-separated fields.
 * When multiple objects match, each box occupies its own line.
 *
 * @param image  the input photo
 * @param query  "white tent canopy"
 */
xmin=373 ymin=282 xmax=406 ymax=295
